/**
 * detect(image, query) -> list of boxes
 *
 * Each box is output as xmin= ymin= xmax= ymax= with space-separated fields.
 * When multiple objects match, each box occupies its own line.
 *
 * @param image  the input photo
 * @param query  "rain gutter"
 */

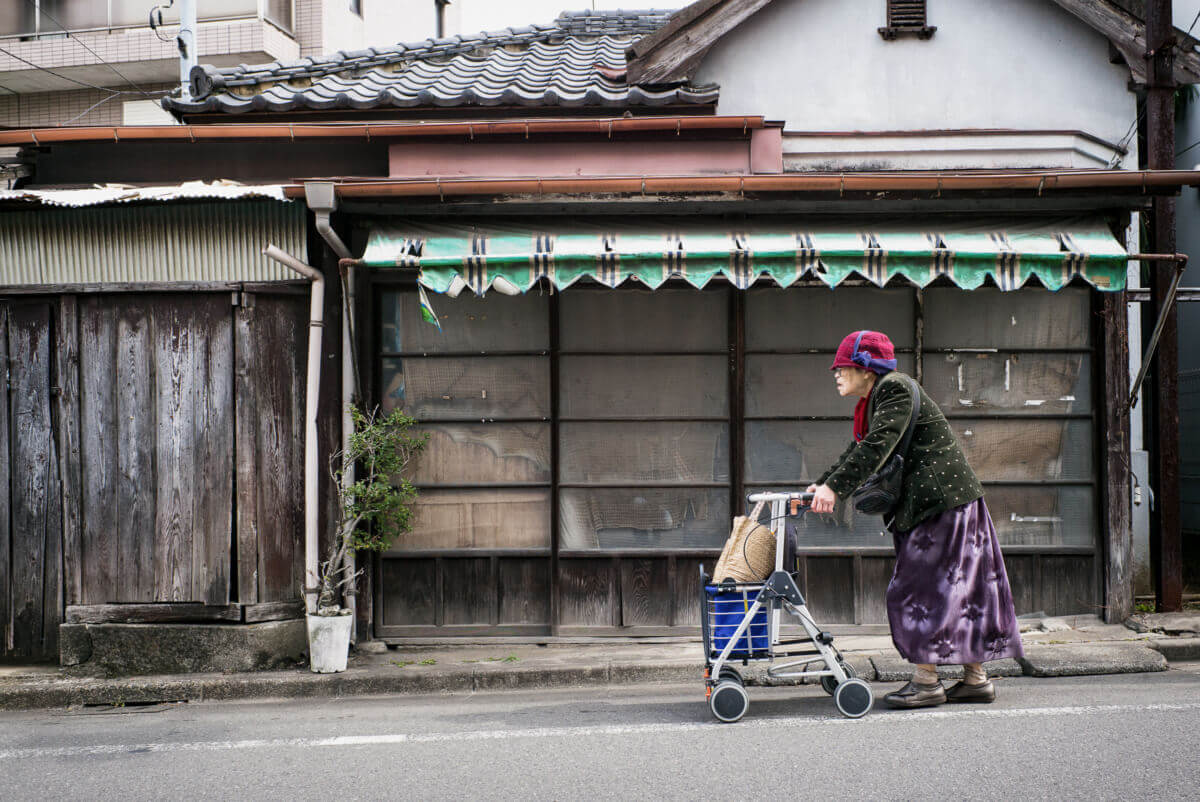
xmin=262 ymin=245 xmax=324 ymax=616
xmin=0 ymin=116 xmax=767 ymax=147
xmin=291 ymin=170 xmax=1200 ymax=199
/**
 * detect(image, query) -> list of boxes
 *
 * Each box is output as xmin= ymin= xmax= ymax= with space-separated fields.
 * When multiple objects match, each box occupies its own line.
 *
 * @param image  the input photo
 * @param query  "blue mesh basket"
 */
xmin=706 ymin=585 xmax=769 ymax=656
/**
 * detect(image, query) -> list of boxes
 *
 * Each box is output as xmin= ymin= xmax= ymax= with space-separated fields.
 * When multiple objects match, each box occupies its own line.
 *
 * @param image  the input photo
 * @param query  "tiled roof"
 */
xmin=163 ymin=9 xmax=718 ymax=115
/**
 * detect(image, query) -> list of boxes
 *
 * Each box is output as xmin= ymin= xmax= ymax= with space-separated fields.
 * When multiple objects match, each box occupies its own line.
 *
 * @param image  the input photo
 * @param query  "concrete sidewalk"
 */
xmin=2 ymin=613 xmax=1197 ymax=711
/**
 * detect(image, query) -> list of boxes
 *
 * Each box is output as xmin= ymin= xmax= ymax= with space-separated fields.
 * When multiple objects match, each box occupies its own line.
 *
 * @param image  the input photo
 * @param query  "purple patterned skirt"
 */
xmin=887 ymin=497 xmax=1024 ymax=665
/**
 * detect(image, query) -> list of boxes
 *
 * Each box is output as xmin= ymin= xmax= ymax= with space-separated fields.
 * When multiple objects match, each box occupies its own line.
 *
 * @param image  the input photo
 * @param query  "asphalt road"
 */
xmin=2 ymin=665 xmax=1198 ymax=801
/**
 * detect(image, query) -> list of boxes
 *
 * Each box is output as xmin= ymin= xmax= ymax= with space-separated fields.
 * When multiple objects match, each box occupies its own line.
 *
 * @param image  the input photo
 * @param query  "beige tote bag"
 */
xmin=713 ymin=501 xmax=776 ymax=583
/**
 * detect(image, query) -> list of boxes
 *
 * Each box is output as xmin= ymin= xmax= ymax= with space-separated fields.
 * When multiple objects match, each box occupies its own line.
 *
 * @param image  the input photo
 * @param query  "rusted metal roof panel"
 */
xmin=0 ymin=200 xmax=305 ymax=286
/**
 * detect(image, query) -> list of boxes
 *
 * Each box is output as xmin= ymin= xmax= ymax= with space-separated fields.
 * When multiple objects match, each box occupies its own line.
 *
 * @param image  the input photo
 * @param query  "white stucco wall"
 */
xmin=694 ymin=0 xmax=1140 ymax=170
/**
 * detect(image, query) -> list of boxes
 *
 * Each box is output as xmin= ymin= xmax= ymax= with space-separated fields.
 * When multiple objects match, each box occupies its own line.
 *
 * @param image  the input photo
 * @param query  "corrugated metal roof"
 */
xmin=163 ymin=9 xmax=718 ymax=115
xmin=0 ymin=181 xmax=290 ymax=207
xmin=0 ymin=200 xmax=306 ymax=286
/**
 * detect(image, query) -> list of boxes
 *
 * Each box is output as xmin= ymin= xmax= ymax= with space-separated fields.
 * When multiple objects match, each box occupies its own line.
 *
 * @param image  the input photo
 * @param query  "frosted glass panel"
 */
xmin=924 ymin=288 xmax=1090 ymax=349
xmin=746 ymin=354 xmax=915 ymax=418
xmin=410 ymin=424 xmax=550 ymax=484
xmin=560 ymin=287 xmax=727 ymax=352
xmin=560 ymin=422 xmax=729 ymax=484
xmin=745 ymin=421 xmax=858 ymax=484
xmin=746 ymin=287 xmax=915 ymax=350
xmin=379 ymin=290 xmax=548 ymax=353
xmin=560 ymin=355 xmax=727 ymax=418
xmin=924 ymin=352 xmax=1091 ymax=416
xmin=381 ymin=357 xmax=549 ymax=419
xmin=951 ymin=419 xmax=1093 ymax=482
xmin=389 ymin=489 xmax=550 ymax=551
xmin=560 ymin=488 xmax=728 ymax=550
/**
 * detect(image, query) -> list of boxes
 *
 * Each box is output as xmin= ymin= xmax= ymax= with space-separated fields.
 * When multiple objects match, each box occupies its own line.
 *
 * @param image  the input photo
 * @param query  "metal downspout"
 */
xmin=263 ymin=245 xmax=324 ymax=616
xmin=305 ymin=183 xmax=360 ymax=635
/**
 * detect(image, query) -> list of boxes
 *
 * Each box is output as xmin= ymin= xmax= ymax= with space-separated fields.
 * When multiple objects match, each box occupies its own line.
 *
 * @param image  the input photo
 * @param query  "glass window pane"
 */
xmin=924 ymin=352 xmax=1091 ymax=416
xmin=559 ymin=287 xmax=727 ymax=352
xmin=381 ymin=356 xmax=549 ymax=419
xmin=923 ymin=288 xmax=1090 ymax=349
xmin=195 ymin=0 xmax=260 ymax=20
xmin=0 ymin=3 xmax=37 ymax=35
xmin=39 ymin=0 xmax=106 ymax=31
xmin=951 ymin=420 xmax=1093 ymax=481
xmin=983 ymin=486 xmax=1095 ymax=547
xmin=746 ymin=354 xmax=915 ymax=418
xmin=387 ymin=489 xmax=550 ymax=551
xmin=560 ymin=488 xmax=729 ymax=550
xmin=745 ymin=421 xmax=855 ymax=484
xmin=560 ymin=422 xmax=729 ymax=484
xmin=265 ymin=0 xmax=293 ymax=30
xmin=746 ymin=287 xmax=915 ymax=351
xmin=409 ymin=424 xmax=550 ymax=484
xmin=560 ymin=355 xmax=728 ymax=418
xmin=379 ymin=290 xmax=548 ymax=354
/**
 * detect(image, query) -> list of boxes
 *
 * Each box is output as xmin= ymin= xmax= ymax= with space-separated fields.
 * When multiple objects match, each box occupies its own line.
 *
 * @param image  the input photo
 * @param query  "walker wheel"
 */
xmin=709 ymin=680 xmax=750 ymax=723
xmin=834 ymin=678 xmax=874 ymax=719
xmin=718 ymin=666 xmax=743 ymax=685
xmin=819 ymin=660 xmax=857 ymax=695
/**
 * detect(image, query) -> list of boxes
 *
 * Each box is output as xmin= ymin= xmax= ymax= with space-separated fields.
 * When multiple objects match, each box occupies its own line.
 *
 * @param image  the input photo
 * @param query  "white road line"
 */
xmin=3 ymin=702 xmax=1199 ymax=760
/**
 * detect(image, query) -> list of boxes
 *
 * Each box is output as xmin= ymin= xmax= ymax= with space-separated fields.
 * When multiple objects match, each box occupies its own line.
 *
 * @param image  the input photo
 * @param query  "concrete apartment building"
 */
xmin=0 ymin=1 xmax=454 ymax=128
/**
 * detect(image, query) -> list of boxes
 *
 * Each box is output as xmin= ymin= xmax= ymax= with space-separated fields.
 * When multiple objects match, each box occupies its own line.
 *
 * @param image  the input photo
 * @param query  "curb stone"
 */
xmin=1147 ymin=637 xmax=1200 ymax=662
xmin=869 ymin=655 xmax=1024 ymax=682
xmin=1018 ymin=643 xmax=1167 ymax=677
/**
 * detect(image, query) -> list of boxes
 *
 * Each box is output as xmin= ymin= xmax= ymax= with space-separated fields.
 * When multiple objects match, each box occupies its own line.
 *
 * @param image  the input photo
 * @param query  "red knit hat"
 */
xmin=830 ymin=330 xmax=896 ymax=374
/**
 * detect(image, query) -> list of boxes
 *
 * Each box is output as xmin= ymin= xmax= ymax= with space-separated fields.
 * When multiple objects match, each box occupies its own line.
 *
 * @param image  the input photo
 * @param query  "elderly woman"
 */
xmin=805 ymin=331 xmax=1023 ymax=709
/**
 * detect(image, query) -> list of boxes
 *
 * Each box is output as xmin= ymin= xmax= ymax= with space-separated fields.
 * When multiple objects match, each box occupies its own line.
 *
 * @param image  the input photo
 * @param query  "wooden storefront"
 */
xmin=369 ymin=273 xmax=1104 ymax=638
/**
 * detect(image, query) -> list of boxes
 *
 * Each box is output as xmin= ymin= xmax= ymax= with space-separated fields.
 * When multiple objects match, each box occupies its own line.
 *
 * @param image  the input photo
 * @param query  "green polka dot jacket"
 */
xmin=816 ymin=371 xmax=984 ymax=533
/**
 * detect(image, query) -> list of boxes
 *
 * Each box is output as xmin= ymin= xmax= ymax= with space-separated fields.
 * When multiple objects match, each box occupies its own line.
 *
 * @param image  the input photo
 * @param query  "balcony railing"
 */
xmin=0 ymin=1 xmax=293 ymax=39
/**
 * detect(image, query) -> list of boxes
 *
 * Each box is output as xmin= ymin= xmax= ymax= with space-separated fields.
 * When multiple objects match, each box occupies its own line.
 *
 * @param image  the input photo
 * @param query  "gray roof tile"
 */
xmin=165 ymin=9 xmax=717 ymax=114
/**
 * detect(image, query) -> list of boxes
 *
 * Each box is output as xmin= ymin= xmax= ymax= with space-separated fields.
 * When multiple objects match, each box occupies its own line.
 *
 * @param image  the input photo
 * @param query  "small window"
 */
xmin=349 ymin=0 xmax=362 ymax=16
xmin=879 ymin=0 xmax=936 ymax=40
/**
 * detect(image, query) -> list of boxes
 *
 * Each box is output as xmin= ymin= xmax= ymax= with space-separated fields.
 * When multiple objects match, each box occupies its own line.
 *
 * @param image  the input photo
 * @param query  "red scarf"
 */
xmin=853 ymin=386 xmax=875 ymax=442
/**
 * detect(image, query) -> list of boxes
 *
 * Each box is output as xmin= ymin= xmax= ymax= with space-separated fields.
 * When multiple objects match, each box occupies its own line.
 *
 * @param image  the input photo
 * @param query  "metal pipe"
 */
xmin=1128 ymin=252 xmax=1188 ymax=409
xmin=263 ymin=244 xmax=324 ymax=615
xmin=177 ymin=0 xmax=198 ymax=101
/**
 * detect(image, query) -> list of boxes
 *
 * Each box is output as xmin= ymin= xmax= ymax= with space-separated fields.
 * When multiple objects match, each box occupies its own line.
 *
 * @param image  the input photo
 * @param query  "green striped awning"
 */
xmin=361 ymin=219 xmax=1128 ymax=295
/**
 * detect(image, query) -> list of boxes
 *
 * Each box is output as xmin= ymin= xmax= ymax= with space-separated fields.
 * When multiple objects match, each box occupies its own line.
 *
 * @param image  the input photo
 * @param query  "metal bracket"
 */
xmin=765 ymin=570 xmax=805 ymax=606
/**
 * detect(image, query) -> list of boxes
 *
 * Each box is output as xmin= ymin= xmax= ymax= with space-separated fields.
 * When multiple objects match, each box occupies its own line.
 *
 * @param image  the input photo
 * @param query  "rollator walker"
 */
xmin=701 ymin=491 xmax=875 ymax=722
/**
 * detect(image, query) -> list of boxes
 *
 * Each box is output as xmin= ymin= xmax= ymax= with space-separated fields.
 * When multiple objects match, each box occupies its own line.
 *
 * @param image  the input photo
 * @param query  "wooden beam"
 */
xmin=1050 ymin=0 xmax=1200 ymax=85
xmin=1101 ymin=292 xmax=1133 ymax=623
xmin=626 ymin=0 xmax=777 ymax=85
xmin=65 ymin=603 xmax=242 ymax=624
xmin=242 ymin=601 xmax=304 ymax=623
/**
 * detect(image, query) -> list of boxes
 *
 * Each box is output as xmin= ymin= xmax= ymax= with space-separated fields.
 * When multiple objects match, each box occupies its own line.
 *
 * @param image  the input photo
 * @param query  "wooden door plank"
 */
xmin=55 ymin=296 xmax=84 ymax=607
xmin=79 ymin=298 xmax=119 ymax=603
xmin=619 ymin=558 xmax=671 ymax=626
xmin=115 ymin=300 xmax=156 ymax=601
xmin=234 ymin=304 xmax=260 ymax=604
xmin=65 ymin=603 xmax=241 ymax=624
xmin=191 ymin=297 xmax=233 ymax=605
xmin=9 ymin=303 xmax=53 ymax=656
xmin=557 ymin=558 xmax=615 ymax=626
xmin=0 ymin=305 xmax=10 ymax=652
xmin=153 ymin=302 xmax=194 ymax=601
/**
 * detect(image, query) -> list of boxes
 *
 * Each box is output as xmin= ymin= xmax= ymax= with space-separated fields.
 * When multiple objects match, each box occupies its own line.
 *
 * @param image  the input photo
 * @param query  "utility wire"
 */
xmin=0 ymin=46 xmax=124 ymax=93
xmin=22 ymin=0 xmax=158 ymax=100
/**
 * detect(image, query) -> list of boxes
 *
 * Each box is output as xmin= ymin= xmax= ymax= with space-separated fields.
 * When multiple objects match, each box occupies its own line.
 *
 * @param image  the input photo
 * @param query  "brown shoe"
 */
xmin=945 ymin=680 xmax=996 ymax=703
xmin=883 ymin=680 xmax=946 ymax=709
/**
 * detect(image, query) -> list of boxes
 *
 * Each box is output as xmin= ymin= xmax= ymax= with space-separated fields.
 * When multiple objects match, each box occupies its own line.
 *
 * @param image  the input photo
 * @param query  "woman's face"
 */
xmin=834 ymin=366 xmax=875 ymax=398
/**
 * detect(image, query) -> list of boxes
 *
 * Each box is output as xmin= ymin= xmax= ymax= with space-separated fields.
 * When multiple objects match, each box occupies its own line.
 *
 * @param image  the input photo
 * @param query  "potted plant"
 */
xmin=308 ymin=405 xmax=426 ymax=673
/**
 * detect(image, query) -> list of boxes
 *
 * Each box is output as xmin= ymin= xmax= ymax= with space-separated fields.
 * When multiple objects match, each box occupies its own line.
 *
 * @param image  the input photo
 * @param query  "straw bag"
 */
xmin=713 ymin=501 xmax=775 ymax=583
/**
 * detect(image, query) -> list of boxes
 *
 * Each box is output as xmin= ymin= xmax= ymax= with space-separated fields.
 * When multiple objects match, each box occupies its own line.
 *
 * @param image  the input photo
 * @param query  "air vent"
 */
xmin=879 ymin=0 xmax=936 ymax=40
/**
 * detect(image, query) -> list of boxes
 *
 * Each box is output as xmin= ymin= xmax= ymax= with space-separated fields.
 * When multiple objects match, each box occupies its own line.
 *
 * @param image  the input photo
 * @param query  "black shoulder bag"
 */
xmin=851 ymin=376 xmax=921 ymax=520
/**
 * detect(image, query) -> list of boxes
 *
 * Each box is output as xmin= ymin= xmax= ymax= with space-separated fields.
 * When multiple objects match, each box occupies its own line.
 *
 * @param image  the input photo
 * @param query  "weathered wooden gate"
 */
xmin=0 ymin=300 xmax=62 ymax=660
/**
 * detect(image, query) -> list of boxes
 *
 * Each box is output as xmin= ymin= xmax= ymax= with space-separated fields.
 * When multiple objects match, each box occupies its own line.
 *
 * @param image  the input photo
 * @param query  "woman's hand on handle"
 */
xmin=805 ymin=483 xmax=836 ymax=514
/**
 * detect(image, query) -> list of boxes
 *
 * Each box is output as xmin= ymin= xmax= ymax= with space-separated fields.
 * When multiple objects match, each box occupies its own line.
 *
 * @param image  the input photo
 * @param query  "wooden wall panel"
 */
xmin=55 ymin=297 xmax=83 ymax=608
xmin=558 ymin=558 xmax=615 ymax=626
xmin=0 ymin=306 xmax=10 ymax=652
xmin=1003 ymin=554 xmax=1038 ymax=616
xmin=859 ymin=556 xmax=896 ymax=625
xmin=115 ymin=303 xmax=155 ymax=601
xmin=1043 ymin=556 xmax=1095 ymax=616
xmin=7 ymin=304 xmax=55 ymax=657
xmin=441 ymin=558 xmax=493 ymax=625
xmin=620 ymin=558 xmax=671 ymax=626
xmin=380 ymin=558 xmax=436 ymax=626
xmin=498 ymin=558 xmax=551 ymax=624
xmin=79 ymin=297 xmax=119 ymax=603
xmin=804 ymin=557 xmax=855 ymax=624
xmin=672 ymin=557 xmax=707 ymax=627
xmin=235 ymin=294 xmax=306 ymax=604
